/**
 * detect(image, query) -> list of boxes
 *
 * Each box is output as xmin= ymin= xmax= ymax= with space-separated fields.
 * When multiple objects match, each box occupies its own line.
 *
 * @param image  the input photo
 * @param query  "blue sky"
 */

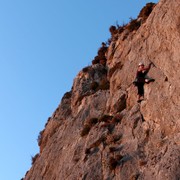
xmin=0 ymin=0 xmax=158 ymax=179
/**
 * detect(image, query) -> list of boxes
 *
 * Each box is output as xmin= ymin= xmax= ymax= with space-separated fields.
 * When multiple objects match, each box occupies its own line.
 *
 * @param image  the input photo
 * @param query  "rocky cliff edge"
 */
xmin=24 ymin=0 xmax=180 ymax=179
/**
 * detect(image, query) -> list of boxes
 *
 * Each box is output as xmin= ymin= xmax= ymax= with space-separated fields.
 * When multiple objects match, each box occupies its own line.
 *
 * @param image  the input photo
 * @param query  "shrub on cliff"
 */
xmin=127 ymin=18 xmax=141 ymax=32
xmin=31 ymin=153 xmax=39 ymax=165
xmin=99 ymin=114 xmax=113 ymax=123
xmin=109 ymin=155 xmax=124 ymax=170
xmin=81 ymin=118 xmax=98 ymax=137
xmin=92 ymin=58 xmax=99 ymax=65
xmin=62 ymin=91 xmax=72 ymax=100
xmin=81 ymin=124 xmax=91 ymax=137
xmin=109 ymin=157 xmax=118 ymax=170
xmin=82 ymin=66 xmax=92 ymax=73
xmin=37 ymin=130 xmax=44 ymax=147
xmin=109 ymin=26 xmax=118 ymax=36
xmin=86 ymin=118 xmax=98 ymax=126
xmin=138 ymin=3 xmax=156 ymax=20
xmin=91 ymin=42 xmax=107 ymax=65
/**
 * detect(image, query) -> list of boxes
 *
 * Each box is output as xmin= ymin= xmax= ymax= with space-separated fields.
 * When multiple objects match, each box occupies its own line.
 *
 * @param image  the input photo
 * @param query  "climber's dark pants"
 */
xmin=137 ymin=83 xmax=144 ymax=96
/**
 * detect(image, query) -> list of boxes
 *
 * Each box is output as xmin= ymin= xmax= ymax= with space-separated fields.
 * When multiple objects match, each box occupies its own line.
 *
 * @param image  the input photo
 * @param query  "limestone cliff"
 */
xmin=24 ymin=0 xmax=180 ymax=179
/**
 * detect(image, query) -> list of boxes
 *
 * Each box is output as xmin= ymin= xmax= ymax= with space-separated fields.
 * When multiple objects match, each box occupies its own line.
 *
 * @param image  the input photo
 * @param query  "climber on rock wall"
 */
xmin=133 ymin=62 xmax=155 ymax=102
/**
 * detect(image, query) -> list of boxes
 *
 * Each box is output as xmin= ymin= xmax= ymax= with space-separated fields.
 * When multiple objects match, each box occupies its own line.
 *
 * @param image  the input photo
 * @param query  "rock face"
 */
xmin=24 ymin=0 xmax=180 ymax=179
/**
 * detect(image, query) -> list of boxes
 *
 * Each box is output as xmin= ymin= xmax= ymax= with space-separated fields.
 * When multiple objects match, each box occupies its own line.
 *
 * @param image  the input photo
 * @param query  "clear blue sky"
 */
xmin=0 ymin=0 xmax=158 ymax=179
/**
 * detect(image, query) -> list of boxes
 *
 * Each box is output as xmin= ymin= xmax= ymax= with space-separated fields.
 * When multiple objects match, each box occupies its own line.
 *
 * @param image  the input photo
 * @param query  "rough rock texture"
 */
xmin=24 ymin=0 xmax=180 ymax=179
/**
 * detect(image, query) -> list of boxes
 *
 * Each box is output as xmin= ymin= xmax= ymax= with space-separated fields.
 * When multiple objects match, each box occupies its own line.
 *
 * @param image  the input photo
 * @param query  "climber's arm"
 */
xmin=144 ymin=62 xmax=153 ymax=73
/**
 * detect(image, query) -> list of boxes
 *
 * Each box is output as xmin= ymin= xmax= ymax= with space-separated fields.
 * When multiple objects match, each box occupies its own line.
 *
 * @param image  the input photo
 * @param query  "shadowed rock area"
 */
xmin=24 ymin=0 xmax=180 ymax=179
